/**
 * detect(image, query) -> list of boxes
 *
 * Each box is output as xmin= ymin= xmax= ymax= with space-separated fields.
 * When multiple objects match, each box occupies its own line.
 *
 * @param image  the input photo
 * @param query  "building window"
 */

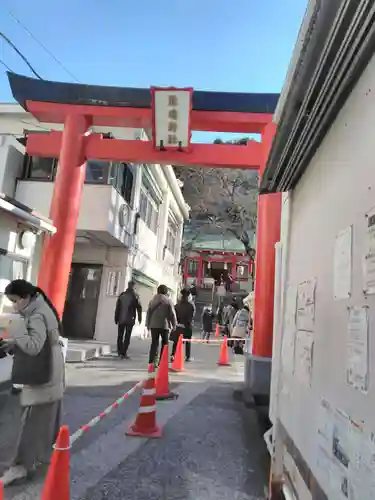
xmin=24 ymin=155 xmax=57 ymax=180
xmin=120 ymin=164 xmax=134 ymax=204
xmin=0 ymin=253 xmax=28 ymax=314
xmin=85 ymin=160 xmax=110 ymax=183
xmin=106 ymin=270 xmax=121 ymax=296
xmin=109 ymin=163 xmax=134 ymax=204
xmin=166 ymin=218 xmax=178 ymax=255
xmin=139 ymin=190 xmax=148 ymax=220
xmin=0 ymin=254 xmax=27 ymax=282
xmin=139 ymin=187 xmax=159 ymax=233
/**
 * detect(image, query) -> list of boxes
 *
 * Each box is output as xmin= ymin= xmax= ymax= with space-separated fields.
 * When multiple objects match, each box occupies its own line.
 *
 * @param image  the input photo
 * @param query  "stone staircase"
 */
xmin=194 ymin=287 xmax=215 ymax=329
xmin=66 ymin=340 xmax=112 ymax=362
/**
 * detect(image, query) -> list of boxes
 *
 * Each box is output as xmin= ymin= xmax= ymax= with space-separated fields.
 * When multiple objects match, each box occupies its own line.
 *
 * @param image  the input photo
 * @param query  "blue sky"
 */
xmin=0 ymin=0 xmax=307 ymax=142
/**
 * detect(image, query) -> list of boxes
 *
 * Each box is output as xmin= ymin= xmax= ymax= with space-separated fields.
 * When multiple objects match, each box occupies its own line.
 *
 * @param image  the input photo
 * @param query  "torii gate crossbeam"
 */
xmin=26 ymin=132 xmax=263 ymax=169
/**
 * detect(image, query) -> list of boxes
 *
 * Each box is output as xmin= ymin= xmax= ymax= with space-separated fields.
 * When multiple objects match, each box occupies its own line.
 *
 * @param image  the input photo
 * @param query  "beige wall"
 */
xmin=72 ymin=244 xmax=129 ymax=344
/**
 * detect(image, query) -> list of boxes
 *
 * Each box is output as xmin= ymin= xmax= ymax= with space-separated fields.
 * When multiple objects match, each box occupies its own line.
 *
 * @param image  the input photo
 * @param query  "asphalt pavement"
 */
xmin=0 ymin=337 xmax=269 ymax=500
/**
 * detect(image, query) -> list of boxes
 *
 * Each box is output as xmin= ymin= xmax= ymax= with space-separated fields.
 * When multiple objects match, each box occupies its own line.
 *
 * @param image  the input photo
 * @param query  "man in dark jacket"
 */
xmin=173 ymin=288 xmax=196 ymax=362
xmin=189 ymin=283 xmax=198 ymax=304
xmin=115 ymin=281 xmax=142 ymax=359
xmin=201 ymin=305 xmax=215 ymax=342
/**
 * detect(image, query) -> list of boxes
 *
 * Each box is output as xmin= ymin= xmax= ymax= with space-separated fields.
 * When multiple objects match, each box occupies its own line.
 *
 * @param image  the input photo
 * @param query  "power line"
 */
xmin=0 ymin=31 xmax=42 ymax=79
xmin=0 ymin=58 xmax=14 ymax=72
xmin=6 ymin=8 xmax=80 ymax=83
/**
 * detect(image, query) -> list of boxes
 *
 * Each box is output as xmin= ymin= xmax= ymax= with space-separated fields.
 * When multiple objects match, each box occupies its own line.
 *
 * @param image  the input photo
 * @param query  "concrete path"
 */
xmin=0 ymin=338 xmax=269 ymax=500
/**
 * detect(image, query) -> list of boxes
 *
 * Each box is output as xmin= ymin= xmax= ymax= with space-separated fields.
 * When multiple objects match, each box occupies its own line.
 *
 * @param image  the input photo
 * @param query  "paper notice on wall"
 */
xmin=317 ymin=398 xmax=334 ymax=454
xmin=294 ymin=330 xmax=313 ymax=386
xmin=297 ymin=278 xmax=316 ymax=309
xmin=330 ymin=409 xmax=361 ymax=500
xmin=316 ymin=445 xmax=333 ymax=492
xmin=347 ymin=306 xmax=369 ymax=393
xmin=296 ymin=278 xmax=316 ymax=331
xmin=281 ymin=284 xmax=297 ymax=375
xmin=348 ymin=421 xmax=365 ymax=500
xmin=296 ymin=304 xmax=315 ymax=332
xmin=330 ymin=461 xmax=350 ymax=499
xmin=334 ymin=226 xmax=352 ymax=300
xmin=348 ymin=422 xmax=375 ymax=499
xmin=363 ymin=207 xmax=375 ymax=295
xmin=285 ymin=284 xmax=298 ymax=321
xmin=315 ymin=404 xmax=352 ymax=499
xmin=316 ymin=400 xmax=375 ymax=500
xmin=332 ymin=408 xmax=351 ymax=470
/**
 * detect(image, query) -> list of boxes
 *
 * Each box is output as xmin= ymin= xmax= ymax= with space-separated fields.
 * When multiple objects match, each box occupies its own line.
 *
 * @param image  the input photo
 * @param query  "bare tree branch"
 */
xmin=174 ymin=137 xmax=259 ymax=256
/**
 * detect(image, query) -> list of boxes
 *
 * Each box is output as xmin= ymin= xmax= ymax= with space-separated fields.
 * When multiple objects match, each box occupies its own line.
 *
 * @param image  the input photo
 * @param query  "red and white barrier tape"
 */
xmin=182 ymin=338 xmax=225 ymax=344
xmin=169 ymin=338 xmax=246 ymax=344
xmin=55 ymin=379 xmax=144 ymax=449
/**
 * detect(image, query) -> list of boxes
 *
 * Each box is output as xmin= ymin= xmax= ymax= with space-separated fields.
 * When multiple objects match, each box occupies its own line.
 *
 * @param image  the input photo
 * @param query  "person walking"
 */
xmin=189 ymin=282 xmax=198 ymax=304
xmin=114 ymin=281 xmax=142 ymax=359
xmin=201 ymin=305 xmax=215 ymax=342
xmin=231 ymin=303 xmax=250 ymax=354
xmin=0 ymin=279 xmax=65 ymax=486
xmin=223 ymin=298 xmax=239 ymax=335
xmin=146 ymin=285 xmax=177 ymax=365
xmin=172 ymin=288 xmax=195 ymax=362
xmin=225 ymin=273 xmax=233 ymax=292
xmin=223 ymin=298 xmax=239 ymax=347
xmin=216 ymin=302 xmax=224 ymax=326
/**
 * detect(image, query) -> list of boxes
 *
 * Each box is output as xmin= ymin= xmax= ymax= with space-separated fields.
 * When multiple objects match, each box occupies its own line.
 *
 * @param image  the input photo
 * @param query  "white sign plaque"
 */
xmin=151 ymin=87 xmax=193 ymax=150
xmin=333 ymin=225 xmax=352 ymax=299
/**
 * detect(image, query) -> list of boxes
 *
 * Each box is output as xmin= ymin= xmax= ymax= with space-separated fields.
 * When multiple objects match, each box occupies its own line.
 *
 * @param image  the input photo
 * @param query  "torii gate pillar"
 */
xmin=38 ymin=114 xmax=89 ymax=317
xmin=252 ymin=122 xmax=281 ymax=358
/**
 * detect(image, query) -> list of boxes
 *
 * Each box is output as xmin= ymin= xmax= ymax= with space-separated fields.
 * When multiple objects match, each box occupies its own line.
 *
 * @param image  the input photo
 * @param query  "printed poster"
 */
xmin=296 ymin=278 xmax=316 ymax=331
xmin=334 ymin=226 xmax=352 ymax=300
xmin=281 ymin=284 xmax=297 ymax=375
xmin=349 ymin=423 xmax=375 ymax=499
xmin=330 ymin=408 xmax=352 ymax=499
xmin=317 ymin=398 xmax=334 ymax=454
xmin=316 ymin=399 xmax=375 ymax=499
xmin=347 ymin=306 xmax=369 ymax=393
xmin=363 ymin=207 xmax=375 ymax=295
xmin=294 ymin=330 xmax=313 ymax=386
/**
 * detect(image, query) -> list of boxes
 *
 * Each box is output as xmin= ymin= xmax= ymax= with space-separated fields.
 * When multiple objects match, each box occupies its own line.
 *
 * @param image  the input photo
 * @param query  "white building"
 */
xmin=0 ymin=136 xmax=56 ymax=384
xmin=264 ymin=2 xmax=375 ymax=500
xmin=0 ymin=104 xmax=189 ymax=348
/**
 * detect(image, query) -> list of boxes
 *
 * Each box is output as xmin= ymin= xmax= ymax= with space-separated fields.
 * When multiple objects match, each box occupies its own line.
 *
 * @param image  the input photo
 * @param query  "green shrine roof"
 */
xmin=183 ymin=230 xmax=255 ymax=253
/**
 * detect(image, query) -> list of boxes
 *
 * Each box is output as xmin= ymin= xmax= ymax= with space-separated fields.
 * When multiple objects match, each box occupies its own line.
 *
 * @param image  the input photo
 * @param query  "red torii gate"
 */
xmin=8 ymin=73 xmax=281 ymax=360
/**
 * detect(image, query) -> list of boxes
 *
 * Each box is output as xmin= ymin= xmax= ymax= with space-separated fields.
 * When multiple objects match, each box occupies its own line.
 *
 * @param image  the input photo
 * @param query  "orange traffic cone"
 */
xmin=170 ymin=335 xmax=184 ymax=372
xmin=217 ymin=336 xmax=231 ymax=366
xmin=215 ymin=323 xmax=220 ymax=337
xmin=126 ymin=364 xmax=162 ymax=438
xmin=156 ymin=345 xmax=178 ymax=400
xmin=41 ymin=425 xmax=70 ymax=500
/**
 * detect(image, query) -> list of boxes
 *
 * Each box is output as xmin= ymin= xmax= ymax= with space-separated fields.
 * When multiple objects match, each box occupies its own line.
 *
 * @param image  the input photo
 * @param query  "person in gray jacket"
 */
xmin=0 ymin=279 xmax=65 ymax=486
xmin=146 ymin=284 xmax=177 ymax=364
